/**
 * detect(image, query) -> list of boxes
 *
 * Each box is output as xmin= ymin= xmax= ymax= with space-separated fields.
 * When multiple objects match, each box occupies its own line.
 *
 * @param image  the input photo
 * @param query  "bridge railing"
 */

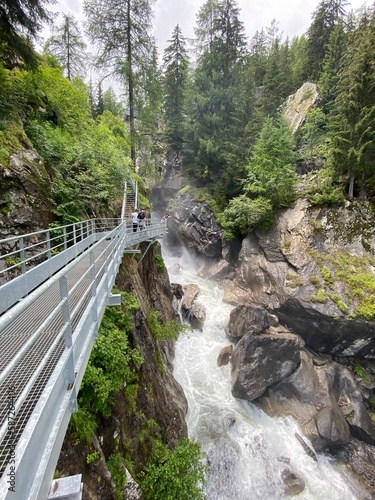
xmin=0 ymin=219 xmax=167 ymax=499
xmin=0 ymin=219 xmax=131 ymax=315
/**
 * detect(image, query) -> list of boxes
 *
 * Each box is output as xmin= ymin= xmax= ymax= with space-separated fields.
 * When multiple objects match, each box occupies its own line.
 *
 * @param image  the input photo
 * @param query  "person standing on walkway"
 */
xmin=137 ymin=208 xmax=146 ymax=230
xmin=131 ymin=208 xmax=139 ymax=232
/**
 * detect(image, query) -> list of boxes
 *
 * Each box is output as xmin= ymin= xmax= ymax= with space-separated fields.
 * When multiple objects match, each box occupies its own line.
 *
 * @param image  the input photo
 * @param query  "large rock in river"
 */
xmin=231 ymin=327 xmax=303 ymax=400
xmin=225 ymin=304 xmax=270 ymax=340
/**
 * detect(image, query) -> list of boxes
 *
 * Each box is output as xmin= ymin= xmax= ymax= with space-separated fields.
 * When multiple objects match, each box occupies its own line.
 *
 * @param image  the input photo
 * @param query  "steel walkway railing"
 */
xmin=0 ymin=218 xmax=167 ymax=500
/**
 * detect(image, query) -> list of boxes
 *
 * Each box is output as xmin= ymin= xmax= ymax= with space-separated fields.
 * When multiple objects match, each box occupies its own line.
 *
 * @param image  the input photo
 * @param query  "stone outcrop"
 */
xmin=281 ymin=467 xmax=306 ymax=496
xmin=283 ymin=82 xmax=320 ymax=134
xmin=225 ymin=304 xmax=270 ymax=340
xmin=180 ymin=283 xmax=207 ymax=330
xmin=181 ymin=283 xmax=200 ymax=310
xmin=0 ymin=150 xmax=53 ymax=237
xmin=189 ymin=301 xmax=206 ymax=330
xmin=229 ymin=317 xmax=375 ymax=452
xmin=228 ymin=199 xmax=375 ymax=358
xmin=166 ymin=191 xmax=223 ymax=259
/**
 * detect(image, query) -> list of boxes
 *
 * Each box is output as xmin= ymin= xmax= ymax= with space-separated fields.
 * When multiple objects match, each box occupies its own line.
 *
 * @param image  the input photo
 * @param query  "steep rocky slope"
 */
xmin=56 ymin=242 xmax=188 ymax=498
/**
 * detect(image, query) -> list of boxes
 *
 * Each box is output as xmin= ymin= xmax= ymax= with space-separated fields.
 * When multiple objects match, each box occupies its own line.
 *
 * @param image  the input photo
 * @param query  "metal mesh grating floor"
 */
xmin=0 ymin=242 xmax=107 ymax=480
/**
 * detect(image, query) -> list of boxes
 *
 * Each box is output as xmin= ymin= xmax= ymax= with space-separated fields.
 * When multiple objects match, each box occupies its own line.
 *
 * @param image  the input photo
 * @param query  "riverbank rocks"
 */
xmin=217 ymin=345 xmax=233 ymax=367
xmin=238 ymin=340 xmax=375 ymax=451
xmin=180 ymin=283 xmax=207 ymax=330
xmin=182 ymin=283 xmax=200 ymax=309
xmin=231 ymin=329 xmax=303 ymax=401
xmin=189 ymin=301 xmax=206 ymax=330
xmin=225 ymin=304 xmax=270 ymax=340
xmin=281 ymin=467 xmax=306 ymax=496
xmin=166 ymin=191 xmax=223 ymax=258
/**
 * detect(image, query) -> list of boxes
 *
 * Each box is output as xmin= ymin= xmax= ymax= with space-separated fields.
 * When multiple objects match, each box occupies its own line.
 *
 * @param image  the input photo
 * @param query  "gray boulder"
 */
xmin=181 ymin=284 xmax=200 ymax=310
xmin=255 ymin=350 xmax=375 ymax=451
xmin=225 ymin=304 xmax=270 ymax=340
xmin=281 ymin=467 xmax=305 ymax=496
xmin=189 ymin=301 xmax=206 ymax=331
xmin=230 ymin=329 xmax=303 ymax=401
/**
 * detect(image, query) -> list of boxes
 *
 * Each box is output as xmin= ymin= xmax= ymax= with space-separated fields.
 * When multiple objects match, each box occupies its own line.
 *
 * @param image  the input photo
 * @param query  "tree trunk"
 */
xmin=359 ymin=171 xmax=367 ymax=200
xmin=348 ymin=169 xmax=355 ymax=200
xmin=127 ymin=0 xmax=136 ymax=167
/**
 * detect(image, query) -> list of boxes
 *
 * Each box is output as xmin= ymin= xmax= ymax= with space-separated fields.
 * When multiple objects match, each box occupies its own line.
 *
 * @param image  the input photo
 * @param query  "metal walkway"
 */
xmin=0 ymin=218 xmax=167 ymax=500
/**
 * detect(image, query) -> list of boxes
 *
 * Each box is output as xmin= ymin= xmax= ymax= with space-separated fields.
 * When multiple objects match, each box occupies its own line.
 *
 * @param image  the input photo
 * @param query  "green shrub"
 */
xmin=78 ymin=291 xmax=142 ymax=417
xmin=86 ymin=451 xmax=100 ymax=464
xmin=321 ymin=265 xmax=334 ymax=288
xmin=154 ymin=253 xmax=165 ymax=273
xmin=310 ymin=275 xmax=321 ymax=288
xmin=304 ymin=167 xmax=345 ymax=206
xmin=69 ymin=407 xmax=97 ymax=445
xmin=310 ymin=288 xmax=327 ymax=303
xmin=140 ymin=438 xmax=206 ymax=500
xmin=147 ymin=310 xmax=188 ymax=342
xmin=328 ymin=294 xmax=348 ymax=313
xmin=219 ymin=194 xmax=274 ymax=239
xmin=286 ymin=273 xmax=303 ymax=288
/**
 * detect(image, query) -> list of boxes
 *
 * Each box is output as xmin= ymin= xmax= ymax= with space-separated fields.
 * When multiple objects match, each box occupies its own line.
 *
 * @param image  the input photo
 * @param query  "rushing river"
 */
xmin=162 ymin=246 xmax=366 ymax=500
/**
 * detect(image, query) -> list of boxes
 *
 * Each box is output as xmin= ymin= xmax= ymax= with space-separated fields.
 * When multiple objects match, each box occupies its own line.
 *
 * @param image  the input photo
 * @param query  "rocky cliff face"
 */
xmin=0 ymin=148 xmax=53 ymax=237
xmin=157 ymin=180 xmax=375 ymax=494
xmin=57 ymin=242 xmax=188 ymax=499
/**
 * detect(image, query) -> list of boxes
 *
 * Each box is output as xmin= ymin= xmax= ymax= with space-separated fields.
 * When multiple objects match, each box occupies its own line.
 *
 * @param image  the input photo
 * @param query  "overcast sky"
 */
xmin=41 ymin=0 xmax=369 ymax=91
xmin=47 ymin=0 xmax=369 ymax=53
xmin=154 ymin=0 xmax=368 ymax=50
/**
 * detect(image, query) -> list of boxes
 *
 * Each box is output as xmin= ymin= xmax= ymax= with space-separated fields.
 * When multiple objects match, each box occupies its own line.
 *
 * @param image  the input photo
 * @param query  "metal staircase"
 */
xmin=121 ymin=179 xmax=138 ymax=221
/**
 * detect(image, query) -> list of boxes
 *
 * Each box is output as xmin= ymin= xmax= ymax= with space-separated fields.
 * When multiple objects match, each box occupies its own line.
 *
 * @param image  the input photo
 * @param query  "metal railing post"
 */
xmin=63 ymin=227 xmax=67 ymax=251
xmin=47 ymin=230 xmax=51 ymax=260
xmin=19 ymin=237 xmax=26 ymax=275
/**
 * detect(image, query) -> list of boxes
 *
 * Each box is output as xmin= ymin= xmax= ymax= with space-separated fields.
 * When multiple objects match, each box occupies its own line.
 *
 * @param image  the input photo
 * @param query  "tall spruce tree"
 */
xmin=249 ymin=29 xmax=268 ymax=87
xmin=305 ymin=0 xmax=348 ymax=81
xmin=185 ymin=0 xmax=247 ymax=204
xmin=328 ymin=7 xmax=375 ymax=199
xmin=44 ymin=14 xmax=87 ymax=81
xmin=318 ymin=20 xmax=347 ymax=112
xmin=162 ymin=25 xmax=189 ymax=151
xmin=84 ymin=0 xmax=155 ymax=166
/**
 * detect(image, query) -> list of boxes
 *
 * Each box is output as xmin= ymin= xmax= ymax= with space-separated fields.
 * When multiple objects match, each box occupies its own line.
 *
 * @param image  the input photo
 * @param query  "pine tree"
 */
xmin=94 ymin=82 xmax=104 ymax=118
xmin=318 ymin=20 xmax=347 ymax=112
xmin=305 ymin=0 xmax=348 ymax=81
xmin=102 ymin=87 xmax=124 ymax=117
xmin=328 ymin=7 xmax=375 ymax=199
xmin=244 ymin=117 xmax=297 ymax=208
xmin=289 ymin=35 xmax=308 ymax=89
xmin=44 ymin=14 xmax=87 ymax=81
xmin=249 ymin=29 xmax=268 ymax=87
xmin=162 ymin=25 xmax=189 ymax=151
xmin=185 ymin=0 xmax=247 ymax=203
xmin=84 ymin=0 xmax=156 ymax=166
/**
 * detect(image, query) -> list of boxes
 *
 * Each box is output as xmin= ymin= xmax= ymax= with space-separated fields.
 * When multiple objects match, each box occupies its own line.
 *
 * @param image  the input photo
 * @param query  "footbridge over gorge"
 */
xmin=0 ymin=217 xmax=168 ymax=499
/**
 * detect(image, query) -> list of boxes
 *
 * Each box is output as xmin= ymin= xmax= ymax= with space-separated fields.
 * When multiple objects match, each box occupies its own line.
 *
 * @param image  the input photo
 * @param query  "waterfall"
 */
xmin=162 ymin=247 xmax=366 ymax=500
